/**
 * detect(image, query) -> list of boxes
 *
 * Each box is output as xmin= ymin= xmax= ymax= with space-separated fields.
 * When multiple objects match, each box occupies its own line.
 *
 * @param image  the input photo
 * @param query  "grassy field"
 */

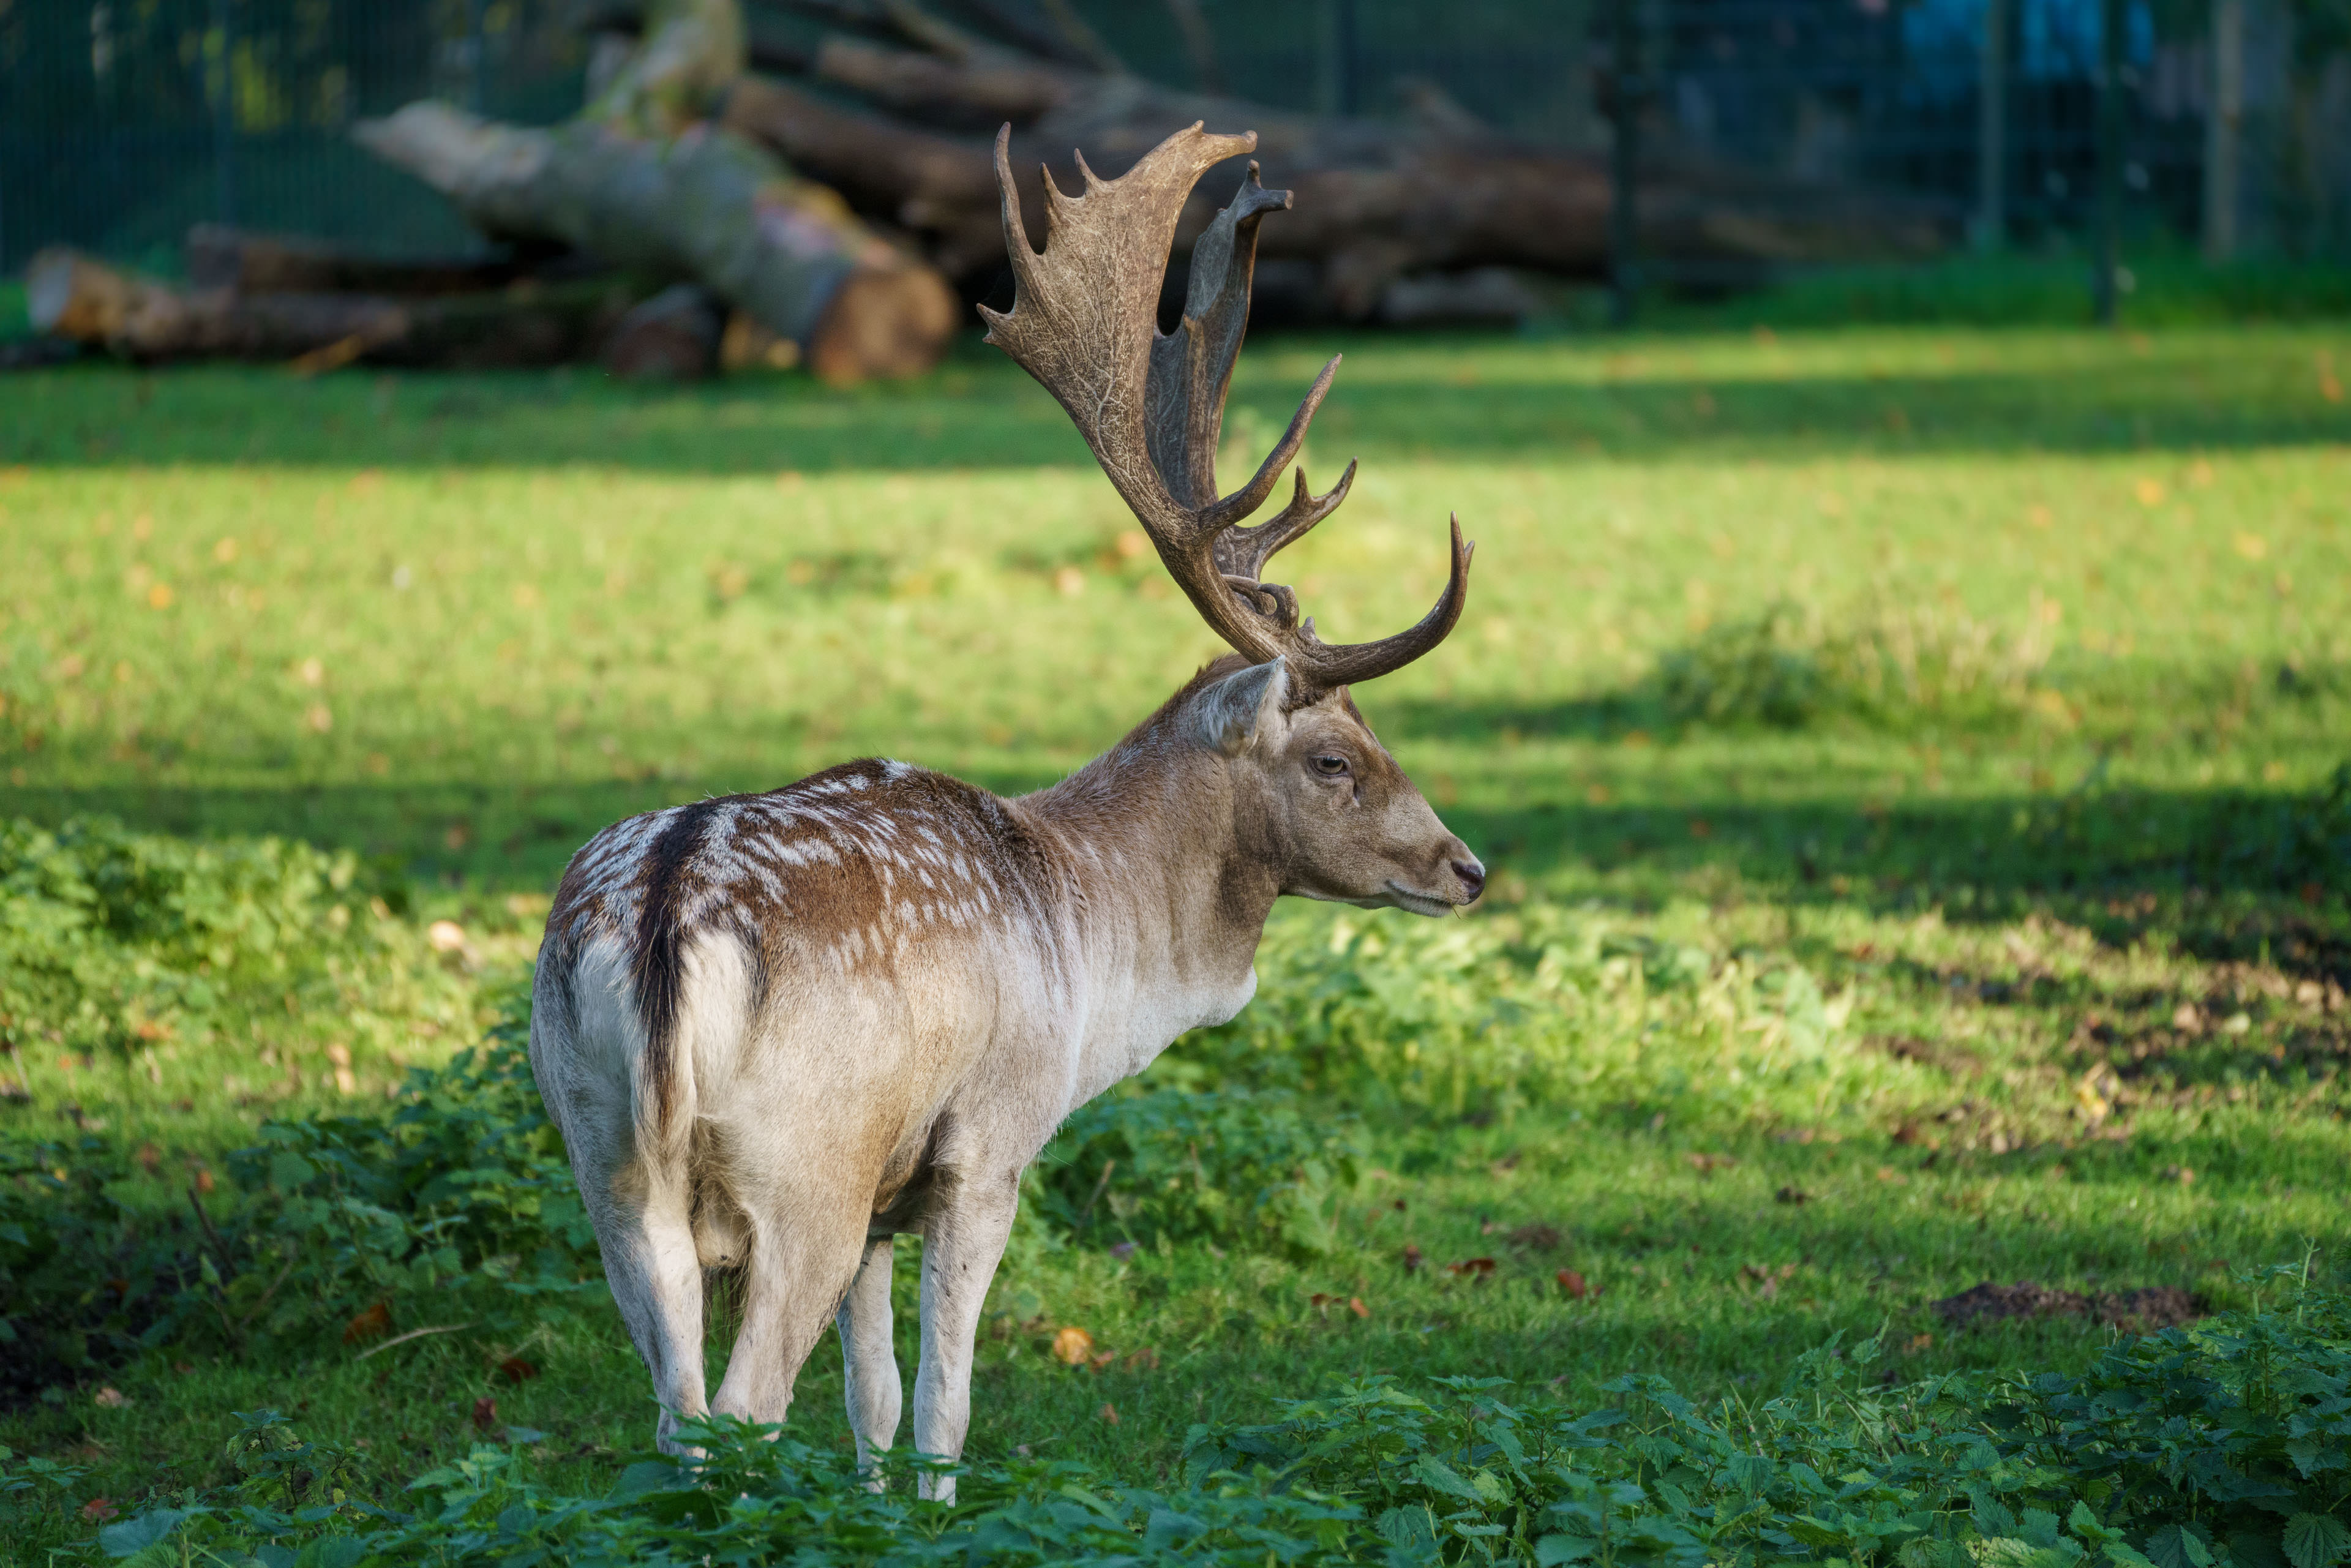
xmin=1 ymin=320 xmax=2349 ymax=1556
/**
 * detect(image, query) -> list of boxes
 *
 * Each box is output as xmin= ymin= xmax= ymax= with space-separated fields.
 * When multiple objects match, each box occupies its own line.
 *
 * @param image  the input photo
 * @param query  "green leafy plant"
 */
xmin=83 ymin=1281 xmax=2351 ymax=1566
xmin=206 ymin=1003 xmax=601 ymax=1350
xmin=1033 ymin=1086 xmax=1369 ymax=1256
xmin=0 ymin=817 xmax=377 ymax=1059
xmin=1653 ymin=595 xmax=2053 ymax=732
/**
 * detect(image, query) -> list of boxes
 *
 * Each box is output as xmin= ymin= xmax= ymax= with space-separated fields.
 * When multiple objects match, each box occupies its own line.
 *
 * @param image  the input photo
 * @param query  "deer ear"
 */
xmin=1196 ymin=659 xmax=1289 ymax=756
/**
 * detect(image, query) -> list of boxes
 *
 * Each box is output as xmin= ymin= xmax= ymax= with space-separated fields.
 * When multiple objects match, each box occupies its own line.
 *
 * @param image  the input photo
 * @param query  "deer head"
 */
xmin=982 ymin=122 xmax=1483 ymax=913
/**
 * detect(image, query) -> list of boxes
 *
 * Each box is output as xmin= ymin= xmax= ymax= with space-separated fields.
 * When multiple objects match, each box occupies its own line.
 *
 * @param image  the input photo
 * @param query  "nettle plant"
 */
xmin=72 ymin=1276 xmax=2351 ymax=1567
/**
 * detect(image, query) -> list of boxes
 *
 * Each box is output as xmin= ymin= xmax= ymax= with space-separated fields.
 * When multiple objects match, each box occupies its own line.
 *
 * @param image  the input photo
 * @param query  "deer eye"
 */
xmin=1310 ymin=754 xmax=1350 ymax=778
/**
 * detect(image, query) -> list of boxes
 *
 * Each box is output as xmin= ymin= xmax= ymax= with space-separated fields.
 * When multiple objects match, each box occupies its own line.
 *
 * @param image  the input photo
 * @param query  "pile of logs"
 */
xmin=27 ymin=0 xmax=958 ymax=382
xmin=697 ymin=0 xmax=1949 ymax=322
xmin=19 ymin=0 xmax=1952 ymax=376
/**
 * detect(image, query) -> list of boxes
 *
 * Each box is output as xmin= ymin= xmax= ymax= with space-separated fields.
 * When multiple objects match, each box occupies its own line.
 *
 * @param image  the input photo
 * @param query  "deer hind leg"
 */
xmin=912 ymin=1165 xmax=1021 ymax=1502
xmin=596 ymin=1166 xmax=710 ymax=1457
xmin=708 ymin=1190 xmax=870 ymax=1431
xmin=531 ymin=942 xmax=710 ymax=1457
xmin=836 ymin=1234 xmax=901 ymax=1486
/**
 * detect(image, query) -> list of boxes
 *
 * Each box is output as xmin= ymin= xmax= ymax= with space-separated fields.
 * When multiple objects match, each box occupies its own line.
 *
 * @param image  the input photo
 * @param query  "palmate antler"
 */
xmin=980 ymin=122 xmax=1471 ymax=696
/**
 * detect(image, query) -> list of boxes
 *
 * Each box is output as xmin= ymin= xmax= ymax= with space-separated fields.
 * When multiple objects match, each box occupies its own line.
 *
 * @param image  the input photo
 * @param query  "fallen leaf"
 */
xmin=1774 ymin=1186 xmax=1810 ymax=1206
xmin=1097 ymin=1401 xmax=1119 ymax=1425
xmin=427 ymin=920 xmax=468 ymax=953
xmin=1050 ymin=1326 xmax=1094 ymax=1366
xmin=2162 ymin=1165 xmax=2196 ymax=1186
xmin=1349 ymin=1296 xmax=1370 ymax=1319
xmin=1687 ymin=1152 xmax=1736 ymax=1174
xmin=1124 ymin=1346 xmax=1160 ymax=1370
xmin=498 ymin=1356 xmax=539 ymax=1384
xmin=1907 ymin=1332 xmax=1933 ymax=1352
xmin=344 ymin=1301 xmax=393 ymax=1345
xmin=1444 ymin=1256 xmax=1498 ymax=1280
xmin=1087 ymin=1351 xmax=1117 ymax=1371
xmin=80 ymin=1498 xmax=117 ymax=1523
xmin=1556 ymin=1269 xmax=1589 ymax=1299
xmin=471 ymin=1396 xmax=498 ymax=1433
xmin=1401 ymin=1244 xmax=1425 ymax=1272
xmin=193 ymin=1168 xmax=216 ymax=1195
xmin=93 ymin=1386 xmax=127 ymax=1408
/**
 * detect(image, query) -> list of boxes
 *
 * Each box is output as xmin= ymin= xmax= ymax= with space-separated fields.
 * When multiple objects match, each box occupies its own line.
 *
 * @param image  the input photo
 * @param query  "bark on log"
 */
xmin=354 ymin=0 xmax=958 ymax=382
xmin=710 ymin=1 xmax=1951 ymax=316
xmin=184 ymin=225 xmax=567 ymax=296
xmin=602 ymin=282 xmax=724 ymax=378
xmin=26 ymin=247 xmax=645 ymax=369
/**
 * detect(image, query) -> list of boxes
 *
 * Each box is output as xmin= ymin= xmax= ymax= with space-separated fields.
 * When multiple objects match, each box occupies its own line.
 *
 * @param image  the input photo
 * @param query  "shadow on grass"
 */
xmin=4 ymin=331 xmax=2347 ymax=472
xmin=1 ymin=768 xmax=2342 ymax=979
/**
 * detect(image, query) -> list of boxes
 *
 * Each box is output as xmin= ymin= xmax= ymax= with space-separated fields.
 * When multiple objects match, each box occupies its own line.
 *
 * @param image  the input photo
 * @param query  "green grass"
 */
xmin=1 ymin=321 xmax=2348 ymax=1555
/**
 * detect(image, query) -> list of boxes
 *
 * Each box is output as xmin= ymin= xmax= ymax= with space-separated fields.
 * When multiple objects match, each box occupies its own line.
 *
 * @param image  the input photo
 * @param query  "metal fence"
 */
xmin=2 ymin=0 xmax=2345 ymax=279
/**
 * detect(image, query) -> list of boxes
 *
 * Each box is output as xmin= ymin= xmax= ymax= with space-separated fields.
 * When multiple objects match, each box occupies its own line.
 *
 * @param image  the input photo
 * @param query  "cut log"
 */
xmin=602 ymin=282 xmax=724 ymax=378
xmin=353 ymin=0 xmax=959 ymax=383
xmin=26 ymin=247 xmax=645 ymax=368
xmin=721 ymin=76 xmax=1004 ymax=277
xmin=711 ymin=0 xmax=1953 ymax=313
xmin=183 ymin=225 xmax=569 ymax=296
xmin=353 ymin=102 xmax=956 ymax=382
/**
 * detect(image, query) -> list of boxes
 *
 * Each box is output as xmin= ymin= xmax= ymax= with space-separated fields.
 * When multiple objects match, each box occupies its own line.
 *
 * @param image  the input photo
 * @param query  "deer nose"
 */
xmin=1452 ymin=859 xmax=1487 ymax=902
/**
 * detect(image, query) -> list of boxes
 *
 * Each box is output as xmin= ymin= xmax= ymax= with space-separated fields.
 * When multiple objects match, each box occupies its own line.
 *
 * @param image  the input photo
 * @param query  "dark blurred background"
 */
xmin=2 ymin=0 xmax=2345 ymax=280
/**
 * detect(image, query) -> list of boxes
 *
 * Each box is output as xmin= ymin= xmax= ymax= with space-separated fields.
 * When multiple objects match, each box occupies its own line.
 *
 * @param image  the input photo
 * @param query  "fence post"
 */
xmin=2091 ymin=0 xmax=2123 ymax=322
xmin=1973 ymin=0 xmax=2008 ymax=250
xmin=1315 ymin=0 xmax=1357 ymax=116
xmin=2202 ymin=0 xmax=2241 ymax=260
xmin=1609 ymin=0 xmax=1643 ymax=326
xmin=467 ymin=0 xmax=490 ymax=116
xmin=211 ymin=0 xmax=238 ymax=227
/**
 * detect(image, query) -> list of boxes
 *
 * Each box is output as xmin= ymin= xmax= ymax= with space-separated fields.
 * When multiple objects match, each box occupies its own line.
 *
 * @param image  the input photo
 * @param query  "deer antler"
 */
xmin=980 ymin=122 xmax=1471 ymax=695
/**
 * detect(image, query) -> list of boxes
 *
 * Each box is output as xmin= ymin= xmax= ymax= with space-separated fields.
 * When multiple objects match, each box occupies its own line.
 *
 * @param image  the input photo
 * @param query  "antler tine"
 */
xmin=983 ymin=121 xmax=1474 ymax=694
xmin=1288 ymin=515 xmax=1475 ymax=690
xmin=1213 ymin=459 xmax=1357 ymax=582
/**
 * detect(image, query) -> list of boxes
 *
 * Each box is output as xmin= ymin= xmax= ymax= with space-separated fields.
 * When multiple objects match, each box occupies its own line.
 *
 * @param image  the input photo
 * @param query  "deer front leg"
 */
xmin=912 ymin=1167 xmax=1021 ymax=1502
xmin=836 ymin=1234 xmax=901 ymax=1487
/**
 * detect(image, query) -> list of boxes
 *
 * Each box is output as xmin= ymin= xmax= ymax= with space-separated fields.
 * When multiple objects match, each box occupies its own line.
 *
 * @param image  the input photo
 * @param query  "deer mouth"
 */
xmin=1383 ymin=881 xmax=1457 ymax=916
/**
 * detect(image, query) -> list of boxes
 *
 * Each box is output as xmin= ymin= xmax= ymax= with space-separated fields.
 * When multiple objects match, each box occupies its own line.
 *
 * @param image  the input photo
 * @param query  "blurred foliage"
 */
xmin=1651 ymin=594 xmax=2054 ymax=730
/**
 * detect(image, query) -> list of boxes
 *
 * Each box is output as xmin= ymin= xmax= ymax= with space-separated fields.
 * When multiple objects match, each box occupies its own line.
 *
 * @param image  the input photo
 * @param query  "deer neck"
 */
xmin=1014 ymin=718 xmax=1280 ymax=1102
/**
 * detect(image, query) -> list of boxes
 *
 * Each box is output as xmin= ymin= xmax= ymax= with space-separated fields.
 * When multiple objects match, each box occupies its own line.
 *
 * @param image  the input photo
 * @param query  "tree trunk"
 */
xmin=183 ymin=224 xmax=568 ymax=296
xmin=709 ymin=1 xmax=1952 ymax=315
xmin=26 ymin=247 xmax=645 ymax=369
xmin=353 ymin=0 xmax=958 ymax=383
xmin=602 ymin=282 xmax=724 ymax=379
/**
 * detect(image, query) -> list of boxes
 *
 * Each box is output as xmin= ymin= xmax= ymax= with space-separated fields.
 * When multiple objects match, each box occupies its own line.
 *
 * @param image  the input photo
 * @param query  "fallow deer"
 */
xmin=530 ymin=121 xmax=1483 ymax=1495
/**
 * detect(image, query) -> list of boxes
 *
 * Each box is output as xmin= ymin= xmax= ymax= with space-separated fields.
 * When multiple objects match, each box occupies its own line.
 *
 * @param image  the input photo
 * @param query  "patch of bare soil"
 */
xmin=1930 ymin=1280 xmax=2207 ymax=1333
